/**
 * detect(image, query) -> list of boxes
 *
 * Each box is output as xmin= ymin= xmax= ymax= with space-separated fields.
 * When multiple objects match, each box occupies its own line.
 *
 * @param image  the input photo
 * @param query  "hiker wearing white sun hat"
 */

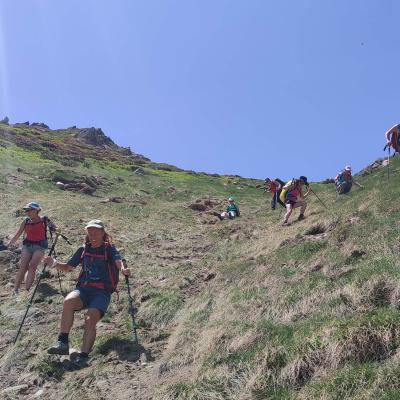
xmin=335 ymin=166 xmax=364 ymax=195
xmin=44 ymin=219 xmax=130 ymax=370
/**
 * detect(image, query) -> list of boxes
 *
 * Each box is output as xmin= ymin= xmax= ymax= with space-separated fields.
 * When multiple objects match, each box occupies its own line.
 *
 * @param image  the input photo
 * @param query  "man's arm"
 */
xmin=43 ymin=256 xmax=75 ymax=272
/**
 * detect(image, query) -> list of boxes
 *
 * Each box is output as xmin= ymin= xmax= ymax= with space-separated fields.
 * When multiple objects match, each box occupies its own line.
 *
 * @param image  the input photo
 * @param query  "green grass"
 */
xmin=4 ymin=124 xmax=400 ymax=399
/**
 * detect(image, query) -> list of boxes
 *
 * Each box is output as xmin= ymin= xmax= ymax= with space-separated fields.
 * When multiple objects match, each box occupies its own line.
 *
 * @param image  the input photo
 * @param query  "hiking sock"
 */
xmin=58 ymin=333 xmax=69 ymax=344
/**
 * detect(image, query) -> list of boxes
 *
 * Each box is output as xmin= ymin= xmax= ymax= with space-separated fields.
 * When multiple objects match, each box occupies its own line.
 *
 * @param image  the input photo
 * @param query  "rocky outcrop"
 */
xmin=321 ymin=178 xmax=335 ymax=184
xmin=52 ymin=172 xmax=106 ymax=195
xmin=74 ymin=127 xmax=117 ymax=148
xmin=188 ymin=197 xmax=223 ymax=212
xmin=31 ymin=122 xmax=50 ymax=129
xmin=358 ymin=158 xmax=388 ymax=177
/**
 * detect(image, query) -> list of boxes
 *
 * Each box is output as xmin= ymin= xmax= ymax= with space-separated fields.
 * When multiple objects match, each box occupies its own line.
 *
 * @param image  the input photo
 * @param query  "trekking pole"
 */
xmin=55 ymin=232 xmax=72 ymax=297
xmin=52 ymin=248 xmax=64 ymax=297
xmin=14 ymin=233 xmax=60 ymax=345
xmin=387 ymin=146 xmax=391 ymax=181
xmin=59 ymin=233 xmax=72 ymax=245
xmin=122 ymin=259 xmax=138 ymax=345
xmin=308 ymin=187 xmax=328 ymax=209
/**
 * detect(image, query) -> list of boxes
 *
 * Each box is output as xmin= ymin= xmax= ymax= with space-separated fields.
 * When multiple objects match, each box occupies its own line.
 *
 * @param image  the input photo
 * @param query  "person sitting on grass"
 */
xmin=7 ymin=201 xmax=56 ymax=296
xmin=213 ymin=197 xmax=240 ymax=220
xmin=45 ymin=219 xmax=130 ymax=370
xmin=335 ymin=165 xmax=363 ymax=195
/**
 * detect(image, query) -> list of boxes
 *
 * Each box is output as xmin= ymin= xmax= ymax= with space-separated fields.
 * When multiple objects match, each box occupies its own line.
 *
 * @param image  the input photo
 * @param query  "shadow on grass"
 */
xmin=37 ymin=282 xmax=59 ymax=297
xmin=96 ymin=337 xmax=153 ymax=363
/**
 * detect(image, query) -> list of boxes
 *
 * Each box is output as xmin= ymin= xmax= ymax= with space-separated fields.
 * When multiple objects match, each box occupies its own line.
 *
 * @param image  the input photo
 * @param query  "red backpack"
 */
xmin=24 ymin=216 xmax=49 ymax=242
xmin=78 ymin=242 xmax=120 ymax=293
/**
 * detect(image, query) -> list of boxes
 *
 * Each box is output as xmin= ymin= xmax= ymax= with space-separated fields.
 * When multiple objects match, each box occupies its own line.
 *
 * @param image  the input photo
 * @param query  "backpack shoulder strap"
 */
xmin=80 ymin=243 xmax=89 ymax=262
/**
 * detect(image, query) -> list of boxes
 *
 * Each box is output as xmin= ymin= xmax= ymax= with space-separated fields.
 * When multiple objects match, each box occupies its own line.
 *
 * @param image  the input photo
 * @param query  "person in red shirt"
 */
xmin=263 ymin=178 xmax=283 ymax=210
xmin=8 ymin=202 xmax=56 ymax=295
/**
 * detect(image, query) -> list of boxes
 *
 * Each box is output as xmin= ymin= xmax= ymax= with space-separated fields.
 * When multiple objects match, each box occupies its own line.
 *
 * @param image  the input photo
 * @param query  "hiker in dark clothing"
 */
xmin=213 ymin=197 xmax=240 ymax=220
xmin=45 ymin=219 xmax=130 ymax=370
xmin=263 ymin=178 xmax=284 ymax=209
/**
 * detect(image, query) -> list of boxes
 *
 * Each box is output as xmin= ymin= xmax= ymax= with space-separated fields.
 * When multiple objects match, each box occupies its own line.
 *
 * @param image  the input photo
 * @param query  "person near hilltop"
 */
xmin=384 ymin=123 xmax=400 ymax=154
xmin=213 ymin=197 xmax=240 ymax=220
xmin=335 ymin=165 xmax=364 ymax=195
xmin=7 ymin=201 xmax=56 ymax=295
xmin=45 ymin=219 xmax=130 ymax=370
xmin=280 ymin=176 xmax=310 ymax=226
xmin=262 ymin=178 xmax=284 ymax=210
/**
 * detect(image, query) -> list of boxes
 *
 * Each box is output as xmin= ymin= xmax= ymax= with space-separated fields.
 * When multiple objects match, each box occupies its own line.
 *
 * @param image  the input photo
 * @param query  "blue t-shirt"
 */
xmin=67 ymin=244 xmax=121 ymax=283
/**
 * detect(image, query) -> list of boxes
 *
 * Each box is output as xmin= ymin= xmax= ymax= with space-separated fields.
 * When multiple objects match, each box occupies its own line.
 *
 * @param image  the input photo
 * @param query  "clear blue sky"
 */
xmin=1 ymin=1 xmax=399 ymax=180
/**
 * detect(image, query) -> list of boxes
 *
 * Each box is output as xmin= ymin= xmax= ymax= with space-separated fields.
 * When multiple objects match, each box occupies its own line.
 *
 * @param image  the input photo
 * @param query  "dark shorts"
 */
xmin=22 ymin=239 xmax=48 ymax=251
xmin=74 ymin=286 xmax=111 ymax=316
xmin=337 ymin=182 xmax=352 ymax=194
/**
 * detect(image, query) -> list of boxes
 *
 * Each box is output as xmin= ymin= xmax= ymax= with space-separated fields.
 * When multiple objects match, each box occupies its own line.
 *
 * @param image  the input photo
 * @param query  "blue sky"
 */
xmin=0 ymin=0 xmax=399 ymax=180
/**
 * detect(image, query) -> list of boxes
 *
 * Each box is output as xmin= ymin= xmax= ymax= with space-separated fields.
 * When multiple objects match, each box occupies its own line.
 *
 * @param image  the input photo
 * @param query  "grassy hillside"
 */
xmin=1 ymin=122 xmax=400 ymax=399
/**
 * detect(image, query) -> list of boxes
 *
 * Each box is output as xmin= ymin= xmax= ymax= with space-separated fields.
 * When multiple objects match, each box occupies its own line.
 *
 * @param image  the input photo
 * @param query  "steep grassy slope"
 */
xmin=1 ymin=122 xmax=400 ymax=400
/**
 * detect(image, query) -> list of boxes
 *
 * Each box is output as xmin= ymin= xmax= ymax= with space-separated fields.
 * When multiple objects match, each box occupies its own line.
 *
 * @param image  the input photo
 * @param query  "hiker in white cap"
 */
xmin=7 ymin=201 xmax=56 ymax=295
xmin=335 ymin=166 xmax=364 ymax=194
xmin=44 ymin=219 xmax=130 ymax=370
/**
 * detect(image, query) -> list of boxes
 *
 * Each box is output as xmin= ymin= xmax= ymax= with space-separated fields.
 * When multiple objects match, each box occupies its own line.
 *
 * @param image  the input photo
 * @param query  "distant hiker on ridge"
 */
xmin=262 ymin=178 xmax=284 ymax=210
xmin=7 ymin=202 xmax=56 ymax=295
xmin=384 ymin=123 xmax=400 ymax=155
xmin=213 ymin=197 xmax=240 ymax=220
xmin=45 ymin=219 xmax=130 ymax=370
xmin=335 ymin=165 xmax=364 ymax=195
xmin=280 ymin=176 xmax=310 ymax=226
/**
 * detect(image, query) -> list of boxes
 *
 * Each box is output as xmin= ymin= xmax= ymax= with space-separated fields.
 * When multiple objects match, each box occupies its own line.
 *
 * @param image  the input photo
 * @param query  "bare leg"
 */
xmin=81 ymin=308 xmax=102 ymax=354
xmin=25 ymin=250 xmax=45 ymax=291
xmin=292 ymin=200 xmax=307 ymax=215
xmin=283 ymin=204 xmax=293 ymax=223
xmin=299 ymin=200 xmax=307 ymax=215
xmin=14 ymin=247 xmax=31 ymax=291
xmin=60 ymin=291 xmax=83 ymax=333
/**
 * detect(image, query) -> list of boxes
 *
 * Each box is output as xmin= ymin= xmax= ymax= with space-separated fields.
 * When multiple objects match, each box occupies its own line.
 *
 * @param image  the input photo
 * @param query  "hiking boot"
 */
xmin=68 ymin=354 xmax=89 ymax=370
xmin=297 ymin=214 xmax=305 ymax=221
xmin=47 ymin=341 xmax=69 ymax=355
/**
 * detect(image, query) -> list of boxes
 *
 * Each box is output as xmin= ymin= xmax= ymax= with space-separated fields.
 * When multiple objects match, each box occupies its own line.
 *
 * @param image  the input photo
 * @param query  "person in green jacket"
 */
xmin=213 ymin=197 xmax=240 ymax=220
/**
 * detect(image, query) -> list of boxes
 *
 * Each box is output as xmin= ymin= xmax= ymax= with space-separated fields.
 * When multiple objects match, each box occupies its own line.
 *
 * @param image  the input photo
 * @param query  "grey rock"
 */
xmin=2 ymin=384 xmax=29 ymax=394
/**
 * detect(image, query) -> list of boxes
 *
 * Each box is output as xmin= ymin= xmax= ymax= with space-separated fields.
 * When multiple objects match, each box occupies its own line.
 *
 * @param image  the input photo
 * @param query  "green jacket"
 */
xmin=226 ymin=203 xmax=240 ymax=215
